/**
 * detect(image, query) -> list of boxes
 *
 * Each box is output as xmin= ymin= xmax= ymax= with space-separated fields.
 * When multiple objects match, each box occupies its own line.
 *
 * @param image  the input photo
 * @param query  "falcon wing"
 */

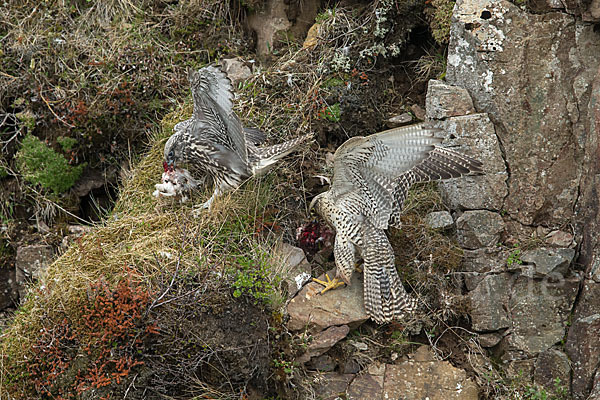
xmin=188 ymin=66 xmax=247 ymax=163
xmin=329 ymin=123 xmax=443 ymax=229
xmin=388 ymin=146 xmax=484 ymax=227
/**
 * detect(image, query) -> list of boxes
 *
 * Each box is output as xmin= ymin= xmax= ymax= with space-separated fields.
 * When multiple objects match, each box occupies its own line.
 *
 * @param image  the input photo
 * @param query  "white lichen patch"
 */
xmin=448 ymin=38 xmax=475 ymax=72
xmin=482 ymin=70 xmax=494 ymax=93
xmin=474 ymin=23 xmax=506 ymax=52
xmin=294 ymin=272 xmax=312 ymax=290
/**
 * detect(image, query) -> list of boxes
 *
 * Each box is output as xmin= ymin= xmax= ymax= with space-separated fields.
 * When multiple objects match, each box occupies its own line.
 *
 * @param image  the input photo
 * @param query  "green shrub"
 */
xmin=16 ymin=135 xmax=85 ymax=194
xmin=57 ymin=136 xmax=78 ymax=152
xmin=319 ymin=103 xmax=341 ymax=122
xmin=230 ymin=253 xmax=280 ymax=305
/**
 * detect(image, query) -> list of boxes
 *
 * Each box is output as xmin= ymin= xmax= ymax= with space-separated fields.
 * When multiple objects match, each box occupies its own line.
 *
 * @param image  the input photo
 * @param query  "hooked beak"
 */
xmin=309 ymin=193 xmax=322 ymax=214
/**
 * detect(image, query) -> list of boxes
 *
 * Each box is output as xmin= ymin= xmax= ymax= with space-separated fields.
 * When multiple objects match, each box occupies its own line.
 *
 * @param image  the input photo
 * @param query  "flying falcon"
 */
xmin=164 ymin=66 xmax=312 ymax=209
xmin=310 ymin=124 xmax=483 ymax=323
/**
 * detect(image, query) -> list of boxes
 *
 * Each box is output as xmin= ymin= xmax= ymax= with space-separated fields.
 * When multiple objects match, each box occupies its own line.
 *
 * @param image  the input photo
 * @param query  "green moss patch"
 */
xmin=16 ymin=135 xmax=86 ymax=194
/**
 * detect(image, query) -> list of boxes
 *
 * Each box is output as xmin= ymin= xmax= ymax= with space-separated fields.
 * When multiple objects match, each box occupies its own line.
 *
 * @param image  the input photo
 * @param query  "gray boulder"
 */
xmin=566 ymin=281 xmax=600 ymax=399
xmin=468 ymin=273 xmax=511 ymax=332
xmin=447 ymin=0 xmax=600 ymax=229
xmin=501 ymin=275 xmax=579 ymax=359
xmin=220 ymin=58 xmax=252 ymax=86
xmin=383 ymin=356 xmax=478 ymax=399
xmin=437 ymin=113 xmax=508 ymax=212
xmin=276 ymin=243 xmax=312 ymax=298
xmin=520 ymin=247 xmax=575 ymax=278
xmin=15 ymin=245 xmax=54 ymax=299
xmin=425 ymin=211 xmax=454 ymax=230
xmin=456 ymin=210 xmax=505 ymax=249
xmin=385 ymin=113 xmax=413 ymax=128
xmin=426 ymin=79 xmax=475 ymax=119
xmin=296 ymin=325 xmax=349 ymax=364
xmin=534 ymin=348 xmax=571 ymax=392
xmin=0 ymin=266 xmax=18 ymax=310
xmin=287 ymin=268 xmax=368 ymax=332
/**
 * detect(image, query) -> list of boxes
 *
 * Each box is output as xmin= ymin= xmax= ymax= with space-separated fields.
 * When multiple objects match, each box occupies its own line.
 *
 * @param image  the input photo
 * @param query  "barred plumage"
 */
xmin=311 ymin=123 xmax=483 ymax=324
xmin=164 ymin=66 xmax=313 ymax=209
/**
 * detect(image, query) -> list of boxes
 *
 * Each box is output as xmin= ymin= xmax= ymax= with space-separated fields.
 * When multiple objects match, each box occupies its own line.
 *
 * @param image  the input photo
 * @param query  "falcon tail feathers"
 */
xmin=243 ymin=127 xmax=267 ymax=145
xmin=252 ymin=133 xmax=313 ymax=173
xmin=362 ymin=227 xmax=418 ymax=323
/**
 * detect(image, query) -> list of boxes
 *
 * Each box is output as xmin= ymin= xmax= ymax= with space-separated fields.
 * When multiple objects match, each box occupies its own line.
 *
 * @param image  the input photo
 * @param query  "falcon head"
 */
xmin=308 ymin=175 xmax=332 ymax=214
xmin=309 ymin=193 xmax=325 ymax=212
xmin=309 ymin=192 xmax=332 ymax=221
xmin=164 ymin=132 xmax=186 ymax=168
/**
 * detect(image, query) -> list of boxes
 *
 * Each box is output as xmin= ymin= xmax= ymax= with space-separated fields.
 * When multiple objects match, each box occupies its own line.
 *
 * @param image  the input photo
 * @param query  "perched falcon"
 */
xmin=164 ymin=66 xmax=313 ymax=209
xmin=310 ymin=123 xmax=483 ymax=324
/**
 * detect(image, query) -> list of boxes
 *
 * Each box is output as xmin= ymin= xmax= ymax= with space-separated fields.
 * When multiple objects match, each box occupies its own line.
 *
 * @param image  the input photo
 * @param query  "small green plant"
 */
xmin=507 ymin=245 xmax=523 ymax=267
xmin=57 ymin=136 xmax=78 ymax=151
xmin=315 ymin=8 xmax=335 ymax=23
xmin=0 ymin=238 xmax=13 ymax=259
xmin=273 ymin=356 xmax=295 ymax=375
xmin=319 ymin=103 xmax=341 ymax=122
xmin=230 ymin=253 xmax=280 ymax=305
xmin=15 ymin=110 xmax=36 ymax=132
xmin=0 ymin=200 xmax=13 ymax=225
xmin=16 ymin=134 xmax=86 ymax=194
xmin=522 ymin=379 xmax=569 ymax=400
xmin=414 ymin=50 xmax=447 ymax=82
xmin=553 ymin=378 xmax=569 ymax=399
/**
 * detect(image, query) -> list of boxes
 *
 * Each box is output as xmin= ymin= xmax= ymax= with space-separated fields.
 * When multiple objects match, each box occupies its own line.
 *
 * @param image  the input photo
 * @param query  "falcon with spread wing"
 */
xmin=164 ymin=66 xmax=312 ymax=209
xmin=310 ymin=123 xmax=483 ymax=323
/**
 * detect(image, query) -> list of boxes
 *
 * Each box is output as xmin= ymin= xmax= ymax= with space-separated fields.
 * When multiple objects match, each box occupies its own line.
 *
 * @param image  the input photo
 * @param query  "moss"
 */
xmin=323 ymin=77 xmax=346 ymax=88
xmin=426 ymin=0 xmax=456 ymax=45
xmin=56 ymin=136 xmax=77 ymax=152
xmin=319 ymin=103 xmax=342 ymax=123
xmin=16 ymin=135 xmax=85 ymax=194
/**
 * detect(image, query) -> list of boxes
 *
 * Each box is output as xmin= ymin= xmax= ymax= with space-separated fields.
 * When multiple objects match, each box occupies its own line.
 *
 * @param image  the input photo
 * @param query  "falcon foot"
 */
xmin=313 ymin=274 xmax=345 ymax=294
xmin=355 ymin=262 xmax=363 ymax=273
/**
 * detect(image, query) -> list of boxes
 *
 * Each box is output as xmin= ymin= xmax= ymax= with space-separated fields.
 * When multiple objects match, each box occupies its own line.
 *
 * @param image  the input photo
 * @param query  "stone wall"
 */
xmin=439 ymin=0 xmax=600 ymax=397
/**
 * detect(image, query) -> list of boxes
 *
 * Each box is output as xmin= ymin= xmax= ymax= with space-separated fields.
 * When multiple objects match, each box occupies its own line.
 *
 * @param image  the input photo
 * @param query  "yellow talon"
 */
xmin=313 ymin=274 xmax=346 ymax=294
